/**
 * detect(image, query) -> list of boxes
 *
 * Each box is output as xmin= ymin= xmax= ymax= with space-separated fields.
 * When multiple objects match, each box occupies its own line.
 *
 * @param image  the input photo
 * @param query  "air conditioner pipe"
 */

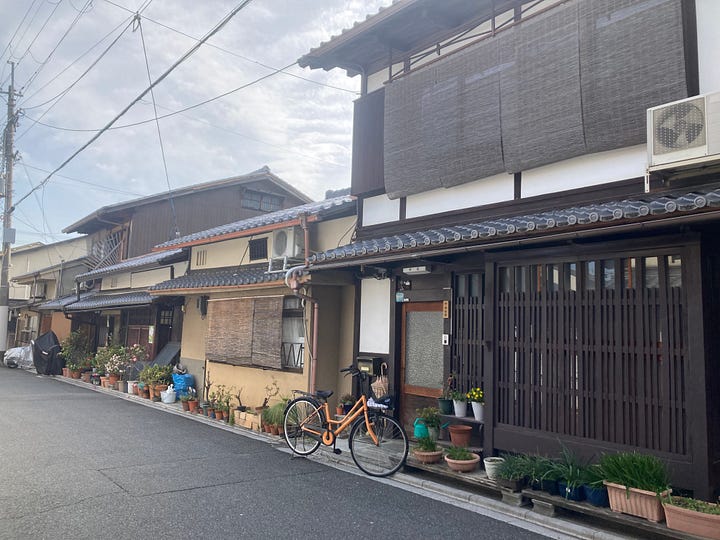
xmin=285 ymin=264 xmax=319 ymax=394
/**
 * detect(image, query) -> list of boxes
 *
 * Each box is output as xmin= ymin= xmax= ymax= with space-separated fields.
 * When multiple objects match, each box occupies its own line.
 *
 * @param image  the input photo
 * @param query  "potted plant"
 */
xmin=583 ymin=463 xmax=610 ymax=507
xmin=495 ymin=453 xmax=529 ymax=492
xmin=413 ymin=436 xmax=443 ymax=464
xmin=449 ymin=389 xmax=467 ymax=417
xmin=524 ymin=455 xmax=555 ymax=491
xmin=438 ymin=374 xmax=455 ymax=415
xmin=180 ymin=391 xmax=194 ymax=411
xmin=415 ymin=407 xmax=442 ymax=441
xmin=553 ymin=447 xmax=587 ymax=502
xmin=466 ymin=387 xmax=484 ymax=422
xmin=600 ymin=452 xmax=670 ymax=522
xmin=186 ymin=387 xmax=199 ymax=412
xmin=483 ymin=455 xmax=505 ymax=481
xmin=445 ymin=445 xmax=480 ymax=473
xmin=340 ymin=394 xmax=355 ymax=414
xmin=663 ymin=495 xmax=720 ymax=538
xmin=448 ymin=423 xmax=473 ymax=447
xmin=66 ymin=361 xmax=82 ymax=379
xmin=60 ymin=330 xmax=90 ymax=375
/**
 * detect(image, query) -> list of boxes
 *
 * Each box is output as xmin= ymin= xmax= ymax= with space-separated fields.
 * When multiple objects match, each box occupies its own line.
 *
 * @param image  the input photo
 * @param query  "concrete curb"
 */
xmin=51 ymin=374 xmax=631 ymax=540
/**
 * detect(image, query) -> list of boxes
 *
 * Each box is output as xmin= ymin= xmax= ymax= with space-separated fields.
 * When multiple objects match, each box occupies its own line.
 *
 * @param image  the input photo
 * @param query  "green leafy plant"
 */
xmin=415 ymin=436 xmax=438 ymax=452
xmin=60 ymin=330 xmax=90 ymax=366
xmin=524 ymin=455 xmax=557 ymax=486
xmin=497 ymin=453 xmax=530 ymax=481
xmin=552 ymin=446 xmax=589 ymax=489
xmin=445 ymin=446 xmax=474 ymax=460
xmin=340 ymin=393 xmax=355 ymax=406
xmin=448 ymin=390 xmax=466 ymax=402
xmin=583 ymin=463 xmax=606 ymax=488
xmin=416 ymin=407 xmax=441 ymax=429
xmin=664 ymin=495 xmax=720 ymax=515
xmin=440 ymin=374 xmax=455 ymax=399
xmin=599 ymin=452 xmax=670 ymax=494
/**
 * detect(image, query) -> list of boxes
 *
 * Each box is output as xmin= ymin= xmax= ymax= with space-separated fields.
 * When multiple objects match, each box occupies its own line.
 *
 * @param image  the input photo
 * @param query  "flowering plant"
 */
xmin=127 ymin=344 xmax=148 ymax=364
xmin=466 ymin=387 xmax=484 ymax=403
xmin=105 ymin=354 xmax=127 ymax=376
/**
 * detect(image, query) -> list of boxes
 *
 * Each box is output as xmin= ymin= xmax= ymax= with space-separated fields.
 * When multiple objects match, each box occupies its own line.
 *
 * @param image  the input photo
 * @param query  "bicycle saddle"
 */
xmin=316 ymin=390 xmax=333 ymax=400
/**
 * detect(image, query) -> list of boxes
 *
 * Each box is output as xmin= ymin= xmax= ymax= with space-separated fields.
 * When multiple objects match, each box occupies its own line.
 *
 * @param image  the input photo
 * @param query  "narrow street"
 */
xmin=0 ymin=369 xmax=557 ymax=540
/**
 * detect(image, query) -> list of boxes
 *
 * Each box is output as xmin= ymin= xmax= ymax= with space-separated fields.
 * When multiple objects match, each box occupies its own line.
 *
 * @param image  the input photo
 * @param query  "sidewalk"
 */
xmin=51 ymin=375 xmax=675 ymax=540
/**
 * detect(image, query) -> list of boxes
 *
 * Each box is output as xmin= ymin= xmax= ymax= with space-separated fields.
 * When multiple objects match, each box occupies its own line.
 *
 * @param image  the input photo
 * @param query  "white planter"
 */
xmin=471 ymin=401 xmax=485 ymax=422
xmin=453 ymin=400 xmax=467 ymax=417
xmin=484 ymin=456 xmax=505 ymax=481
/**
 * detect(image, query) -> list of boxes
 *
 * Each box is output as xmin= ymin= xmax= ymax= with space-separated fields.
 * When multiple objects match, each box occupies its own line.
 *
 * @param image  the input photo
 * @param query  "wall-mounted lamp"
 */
xmin=402 ymin=265 xmax=431 ymax=275
xmin=197 ymin=295 xmax=209 ymax=318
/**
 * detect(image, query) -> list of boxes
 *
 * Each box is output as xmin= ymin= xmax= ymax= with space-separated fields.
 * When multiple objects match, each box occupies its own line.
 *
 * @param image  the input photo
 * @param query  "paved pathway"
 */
xmin=0 ymin=368 xmax=630 ymax=539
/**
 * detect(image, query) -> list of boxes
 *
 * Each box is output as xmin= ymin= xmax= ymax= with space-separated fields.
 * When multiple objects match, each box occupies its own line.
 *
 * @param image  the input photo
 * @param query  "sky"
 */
xmin=0 ymin=0 xmax=393 ymax=247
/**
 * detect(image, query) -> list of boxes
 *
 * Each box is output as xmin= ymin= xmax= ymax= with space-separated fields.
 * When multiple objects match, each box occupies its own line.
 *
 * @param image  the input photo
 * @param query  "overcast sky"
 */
xmin=0 ymin=0 xmax=391 ymax=246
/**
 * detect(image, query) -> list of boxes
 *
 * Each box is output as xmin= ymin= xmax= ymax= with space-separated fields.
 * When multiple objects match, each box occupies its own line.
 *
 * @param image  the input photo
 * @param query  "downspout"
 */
xmin=285 ymin=264 xmax=319 ymax=394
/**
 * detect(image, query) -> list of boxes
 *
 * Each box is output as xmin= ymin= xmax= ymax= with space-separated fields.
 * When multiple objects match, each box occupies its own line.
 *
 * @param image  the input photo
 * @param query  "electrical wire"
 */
xmin=20 ymin=14 xmax=135 ymax=109
xmin=0 ymin=0 xmax=41 ymax=83
xmin=102 ymin=0 xmax=357 ymax=95
xmin=20 ymin=0 xmax=95 ymax=94
xmin=21 ymin=162 xmax=144 ymax=195
xmin=14 ymin=0 xmax=65 ymax=67
xmin=138 ymin=18 xmax=179 ymax=238
xmin=15 ymin=15 xmax=136 ymax=142
xmin=11 ymin=0 xmax=256 ymax=215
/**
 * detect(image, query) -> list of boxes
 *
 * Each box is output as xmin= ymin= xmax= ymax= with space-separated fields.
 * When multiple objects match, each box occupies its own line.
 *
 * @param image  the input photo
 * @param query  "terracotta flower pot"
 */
xmin=604 ymin=481 xmax=669 ymax=523
xmin=448 ymin=424 xmax=472 ymax=447
xmin=181 ymin=401 xmax=190 ymax=411
xmin=413 ymin=449 xmax=443 ymax=464
xmin=108 ymin=374 xmax=120 ymax=386
xmin=663 ymin=500 xmax=720 ymax=539
xmin=445 ymin=453 xmax=480 ymax=473
xmin=188 ymin=400 xmax=198 ymax=413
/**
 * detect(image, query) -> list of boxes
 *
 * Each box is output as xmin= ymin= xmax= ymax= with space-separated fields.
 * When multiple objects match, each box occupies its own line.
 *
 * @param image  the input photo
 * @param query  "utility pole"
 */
xmin=0 ymin=61 xmax=19 ymax=359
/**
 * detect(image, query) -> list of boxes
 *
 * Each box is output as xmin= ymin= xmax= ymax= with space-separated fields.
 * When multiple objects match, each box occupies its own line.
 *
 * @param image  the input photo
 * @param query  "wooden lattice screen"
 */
xmin=495 ymin=253 xmax=687 ymax=455
xmin=451 ymin=273 xmax=485 ymax=394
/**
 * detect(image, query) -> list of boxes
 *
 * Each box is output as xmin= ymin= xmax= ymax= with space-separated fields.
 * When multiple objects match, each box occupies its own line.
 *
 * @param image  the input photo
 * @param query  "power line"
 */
xmin=20 ymin=15 xmax=135 ymax=108
xmin=14 ymin=0 xmax=65 ymax=67
xmin=21 ymin=162 xmax=144 ymax=195
xmin=20 ymin=0 xmax=95 ymax=94
xmin=102 ymin=0 xmax=357 ymax=95
xmin=0 ymin=0 xmax=41 ymax=73
xmin=138 ymin=18 xmax=179 ymax=238
xmin=11 ymin=0 xmax=256 ymax=214
xmin=16 ymin=15 xmax=136 ymax=142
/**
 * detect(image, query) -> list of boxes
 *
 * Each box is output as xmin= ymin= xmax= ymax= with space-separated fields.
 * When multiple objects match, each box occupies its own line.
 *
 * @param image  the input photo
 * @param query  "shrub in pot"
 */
xmin=599 ymin=452 xmax=670 ymax=522
xmin=449 ymin=390 xmax=467 ymax=417
xmin=582 ymin=464 xmax=610 ymax=507
xmin=415 ymin=407 xmax=442 ymax=441
xmin=553 ymin=447 xmax=587 ymax=501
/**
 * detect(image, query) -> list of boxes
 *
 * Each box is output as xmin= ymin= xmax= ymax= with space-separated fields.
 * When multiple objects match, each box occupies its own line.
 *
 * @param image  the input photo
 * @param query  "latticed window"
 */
xmin=241 ymin=190 xmax=282 ymax=212
xmin=89 ymin=228 xmax=127 ymax=269
xmin=281 ymin=296 xmax=304 ymax=370
xmin=249 ymin=238 xmax=268 ymax=261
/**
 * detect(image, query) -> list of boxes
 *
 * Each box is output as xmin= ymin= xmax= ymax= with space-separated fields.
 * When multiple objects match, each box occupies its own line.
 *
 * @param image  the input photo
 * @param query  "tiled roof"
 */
xmin=76 ymin=249 xmax=185 ymax=281
xmin=154 ymin=195 xmax=355 ymax=250
xmin=36 ymin=292 xmax=94 ymax=311
xmin=148 ymin=265 xmax=283 ymax=292
xmin=311 ymin=187 xmax=720 ymax=264
xmin=64 ymin=291 xmax=154 ymax=312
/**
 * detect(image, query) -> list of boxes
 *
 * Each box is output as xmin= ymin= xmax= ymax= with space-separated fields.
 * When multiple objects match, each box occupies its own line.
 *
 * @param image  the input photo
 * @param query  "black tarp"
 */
xmin=32 ymin=331 xmax=63 ymax=375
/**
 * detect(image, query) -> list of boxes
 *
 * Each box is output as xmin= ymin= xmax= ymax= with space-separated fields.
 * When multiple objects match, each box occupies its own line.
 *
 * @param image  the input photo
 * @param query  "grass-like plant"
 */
xmin=496 ymin=453 xmax=529 ymax=481
xmin=415 ymin=436 xmax=438 ymax=452
xmin=445 ymin=446 xmax=475 ymax=460
xmin=599 ymin=452 xmax=670 ymax=494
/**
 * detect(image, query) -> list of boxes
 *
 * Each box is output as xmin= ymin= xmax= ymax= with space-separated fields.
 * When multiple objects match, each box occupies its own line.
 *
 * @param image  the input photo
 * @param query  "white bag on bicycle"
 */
xmin=371 ymin=362 xmax=389 ymax=398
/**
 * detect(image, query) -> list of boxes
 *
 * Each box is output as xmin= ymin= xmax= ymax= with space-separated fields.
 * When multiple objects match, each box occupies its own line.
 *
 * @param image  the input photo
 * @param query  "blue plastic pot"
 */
xmin=584 ymin=485 xmax=610 ymax=507
xmin=558 ymin=481 xmax=585 ymax=501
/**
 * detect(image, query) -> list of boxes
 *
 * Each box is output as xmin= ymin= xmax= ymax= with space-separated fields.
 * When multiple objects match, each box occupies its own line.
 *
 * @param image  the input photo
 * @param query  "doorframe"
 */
xmin=400 ymin=301 xmax=445 ymax=399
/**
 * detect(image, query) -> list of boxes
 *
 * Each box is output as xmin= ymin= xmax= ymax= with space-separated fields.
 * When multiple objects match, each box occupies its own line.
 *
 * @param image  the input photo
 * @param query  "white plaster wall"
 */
xmin=406 ymin=172 xmax=514 ymax=219
xmin=131 ymin=267 xmax=172 ymax=289
xmin=359 ymin=278 xmax=390 ymax=355
xmin=367 ymin=69 xmax=386 ymax=94
xmin=521 ymin=145 xmax=646 ymax=198
xmin=697 ymin=0 xmax=720 ymax=94
xmin=362 ymin=195 xmax=401 ymax=226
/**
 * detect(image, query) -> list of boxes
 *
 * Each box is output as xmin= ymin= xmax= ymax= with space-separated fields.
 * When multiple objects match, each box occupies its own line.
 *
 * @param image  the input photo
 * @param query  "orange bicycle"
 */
xmin=283 ymin=366 xmax=408 ymax=477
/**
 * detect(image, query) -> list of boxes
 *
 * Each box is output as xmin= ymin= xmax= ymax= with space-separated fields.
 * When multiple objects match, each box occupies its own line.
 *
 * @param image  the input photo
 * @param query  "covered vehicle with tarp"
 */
xmin=32 ymin=331 xmax=63 ymax=375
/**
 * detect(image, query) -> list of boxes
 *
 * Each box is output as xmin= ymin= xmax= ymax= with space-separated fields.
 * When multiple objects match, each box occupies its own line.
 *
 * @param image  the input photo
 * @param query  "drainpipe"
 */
xmin=285 ymin=265 xmax=318 ymax=393
xmin=299 ymin=213 xmax=310 ymax=267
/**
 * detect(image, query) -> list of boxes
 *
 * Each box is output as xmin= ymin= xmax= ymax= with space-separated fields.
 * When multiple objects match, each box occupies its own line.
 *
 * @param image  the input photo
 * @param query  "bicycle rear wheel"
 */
xmin=348 ymin=414 xmax=408 ymax=477
xmin=283 ymin=397 xmax=323 ymax=456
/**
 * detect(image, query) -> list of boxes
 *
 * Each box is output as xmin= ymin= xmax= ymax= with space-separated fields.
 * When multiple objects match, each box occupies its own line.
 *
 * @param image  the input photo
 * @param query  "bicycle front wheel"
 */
xmin=283 ymin=397 xmax=323 ymax=456
xmin=348 ymin=414 xmax=408 ymax=477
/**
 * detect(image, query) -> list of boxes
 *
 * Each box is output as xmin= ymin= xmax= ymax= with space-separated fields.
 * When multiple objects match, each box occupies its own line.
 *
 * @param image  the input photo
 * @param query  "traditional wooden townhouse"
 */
xmin=298 ymin=0 xmax=720 ymax=498
xmin=148 ymin=193 xmax=357 ymax=410
xmin=8 ymin=236 xmax=91 ymax=345
xmin=37 ymin=167 xmax=311 ymax=357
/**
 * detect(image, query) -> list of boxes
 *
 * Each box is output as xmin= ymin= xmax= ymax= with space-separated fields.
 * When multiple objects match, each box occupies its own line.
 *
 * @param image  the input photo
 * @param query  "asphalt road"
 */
xmin=0 ymin=368 xmax=551 ymax=540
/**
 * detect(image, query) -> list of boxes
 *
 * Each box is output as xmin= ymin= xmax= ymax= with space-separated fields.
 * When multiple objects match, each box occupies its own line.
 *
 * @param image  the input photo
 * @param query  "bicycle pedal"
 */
xmin=333 ymin=448 xmax=342 ymax=455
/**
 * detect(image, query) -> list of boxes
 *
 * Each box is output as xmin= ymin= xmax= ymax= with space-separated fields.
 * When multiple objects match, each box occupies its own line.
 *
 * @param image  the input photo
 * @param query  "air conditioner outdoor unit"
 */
xmin=647 ymin=91 xmax=720 ymax=168
xmin=272 ymin=227 xmax=304 ymax=259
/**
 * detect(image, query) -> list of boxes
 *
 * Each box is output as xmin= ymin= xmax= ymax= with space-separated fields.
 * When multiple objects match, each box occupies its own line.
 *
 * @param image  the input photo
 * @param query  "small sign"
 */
xmin=148 ymin=325 xmax=155 ymax=344
xmin=395 ymin=292 xmax=405 ymax=303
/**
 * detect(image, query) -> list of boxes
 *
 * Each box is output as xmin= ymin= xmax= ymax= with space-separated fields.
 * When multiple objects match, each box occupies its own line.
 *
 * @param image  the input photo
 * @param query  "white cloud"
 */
xmin=0 ymin=0 xmax=392 ymax=245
